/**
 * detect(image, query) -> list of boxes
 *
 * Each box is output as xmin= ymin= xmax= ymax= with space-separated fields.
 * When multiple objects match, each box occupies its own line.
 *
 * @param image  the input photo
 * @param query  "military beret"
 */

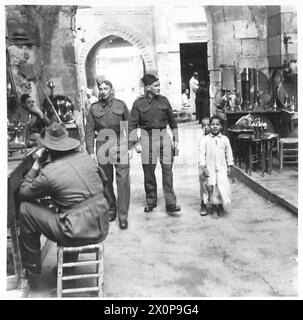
xmin=141 ymin=73 xmax=159 ymax=86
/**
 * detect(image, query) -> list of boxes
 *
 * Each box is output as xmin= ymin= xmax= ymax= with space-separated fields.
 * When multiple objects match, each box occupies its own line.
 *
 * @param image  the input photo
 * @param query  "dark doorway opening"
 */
xmin=179 ymin=42 xmax=208 ymax=91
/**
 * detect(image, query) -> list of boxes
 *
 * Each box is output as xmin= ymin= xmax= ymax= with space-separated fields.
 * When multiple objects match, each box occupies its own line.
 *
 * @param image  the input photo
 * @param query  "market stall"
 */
xmin=7 ymin=62 xmax=80 ymax=293
xmin=214 ymin=66 xmax=297 ymax=175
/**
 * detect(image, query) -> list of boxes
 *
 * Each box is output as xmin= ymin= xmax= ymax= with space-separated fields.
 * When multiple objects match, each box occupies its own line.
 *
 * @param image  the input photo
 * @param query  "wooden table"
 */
xmin=216 ymin=110 xmax=282 ymax=135
xmin=7 ymin=147 xmax=36 ymax=291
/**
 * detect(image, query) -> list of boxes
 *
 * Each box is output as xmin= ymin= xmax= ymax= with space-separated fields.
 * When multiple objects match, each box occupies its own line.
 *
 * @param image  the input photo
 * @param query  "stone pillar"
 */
xmin=153 ymin=5 xmax=181 ymax=109
xmin=205 ymin=6 xmax=269 ymax=114
xmin=267 ymin=6 xmax=297 ymax=70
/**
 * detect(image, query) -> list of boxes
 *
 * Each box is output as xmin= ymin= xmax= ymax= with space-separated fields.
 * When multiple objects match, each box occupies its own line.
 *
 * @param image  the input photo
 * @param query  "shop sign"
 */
xmin=186 ymin=30 xmax=207 ymax=42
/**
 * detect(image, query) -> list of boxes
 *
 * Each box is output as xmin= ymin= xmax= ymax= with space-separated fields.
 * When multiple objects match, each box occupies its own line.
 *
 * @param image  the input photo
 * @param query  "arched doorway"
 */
xmin=76 ymin=7 xmax=211 ymax=111
xmin=85 ymin=36 xmax=145 ymax=109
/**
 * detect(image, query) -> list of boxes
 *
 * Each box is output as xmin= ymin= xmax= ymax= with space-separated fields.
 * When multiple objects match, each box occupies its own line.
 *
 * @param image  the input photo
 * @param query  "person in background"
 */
xmin=198 ymin=115 xmax=233 ymax=218
xmin=128 ymin=73 xmax=181 ymax=215
xmin=19 ymin=122 xmax=109 ymax=288
xmin=21 ymin=94 xmax=50 ymax=144
xmin=189 ymin=72 xmax=199 ymax=120
xmin=87 ymin=88 xmax=98 ymax=105
xmin=85 ymin=78 xmax=130 ymax=230
xmin=195 ymin=81 xmax=210 ymax=124
xmin=178 ymin=87 xmax=191 ymax=122
xmin=181 ymin=88 xmax=190 ymax=108
xmin=84 ymin=88 xmax=99 ymax=121
xmin=197 ymin=117 xmax=211 ymax=216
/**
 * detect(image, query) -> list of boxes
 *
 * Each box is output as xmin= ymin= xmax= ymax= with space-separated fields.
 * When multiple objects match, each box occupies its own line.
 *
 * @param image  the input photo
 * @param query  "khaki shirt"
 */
xmin=128 ymin=94 xmax=178 ymax=149
xmin=85 ymin=97 xmax=129 ymax=163
xmin=19 ymin=152 xmax=109 ymax=241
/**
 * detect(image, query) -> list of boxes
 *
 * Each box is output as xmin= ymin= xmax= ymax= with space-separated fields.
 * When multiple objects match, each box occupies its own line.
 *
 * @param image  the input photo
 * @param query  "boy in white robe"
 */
xmin=198 ymin=115 xmax=233 ymax=218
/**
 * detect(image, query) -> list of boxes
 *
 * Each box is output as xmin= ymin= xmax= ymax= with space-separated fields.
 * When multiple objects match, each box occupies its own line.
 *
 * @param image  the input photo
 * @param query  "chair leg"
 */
xmin=279 ymin=142 xmax=283 ymax=172
xmin=269 ymin=140 xmax=273 ymax=174
xmin=248 ymin=144 xmax=252 ymax=176
xmin=57 ymin=246 xmax=63 ymax=298
xmin=260 ymin=142 xmax=264 ymax=177
xmin=97 ymin=243 xmax=104 ymax=297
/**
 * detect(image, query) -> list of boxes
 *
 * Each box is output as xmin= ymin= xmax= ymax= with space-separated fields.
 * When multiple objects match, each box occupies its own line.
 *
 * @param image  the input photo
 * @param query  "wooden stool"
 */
xmin=237 ymin=135 xmax=264 ymax=176
xmin=279 ymin=137 xmax=298 ymax=172
xmin=234 ymin=136 xmax=249 ymax=168
xmin=57 ymin=242 xmax=104 ymax=298
xmin=228 ymin=129 xmax=253 ymax=167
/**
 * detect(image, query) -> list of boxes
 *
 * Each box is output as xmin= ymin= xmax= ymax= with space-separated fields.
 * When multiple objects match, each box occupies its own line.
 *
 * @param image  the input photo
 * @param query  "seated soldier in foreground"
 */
xmin=19 ymin=122 xmax=109 ymax=288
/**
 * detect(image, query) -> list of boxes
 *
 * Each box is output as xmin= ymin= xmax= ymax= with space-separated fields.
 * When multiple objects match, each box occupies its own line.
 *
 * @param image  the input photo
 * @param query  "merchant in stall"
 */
xmin=21 ymin=93 xmax=51 ymax=145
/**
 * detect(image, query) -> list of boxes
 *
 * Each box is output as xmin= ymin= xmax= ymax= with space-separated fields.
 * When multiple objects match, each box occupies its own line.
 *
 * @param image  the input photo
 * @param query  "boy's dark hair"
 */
xmin=209 ymin=115 xmax=223 ymax=126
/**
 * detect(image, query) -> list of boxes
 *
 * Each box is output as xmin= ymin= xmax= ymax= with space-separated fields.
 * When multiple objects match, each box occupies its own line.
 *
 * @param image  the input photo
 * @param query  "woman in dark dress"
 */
xmin=195 ymin=81 xmax=210 ymax=123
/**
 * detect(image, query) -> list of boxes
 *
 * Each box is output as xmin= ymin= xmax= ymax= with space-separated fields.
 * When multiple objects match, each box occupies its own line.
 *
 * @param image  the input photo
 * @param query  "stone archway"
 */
xmin=77 ymin=22 xmax=156 ymax=88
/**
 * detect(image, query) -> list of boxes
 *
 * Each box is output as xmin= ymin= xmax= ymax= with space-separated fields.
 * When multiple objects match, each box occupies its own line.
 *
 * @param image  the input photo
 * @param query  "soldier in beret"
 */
xmin=128 ymin=73 xmax=181 ymax=215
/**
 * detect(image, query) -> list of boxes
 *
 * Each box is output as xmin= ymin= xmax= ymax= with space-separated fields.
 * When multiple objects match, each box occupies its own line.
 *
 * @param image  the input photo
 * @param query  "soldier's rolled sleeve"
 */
xmin=19 ymin=169 xmax=51 ymax=200
xmin=165 ymin=98 xmax=179 ymax=142
xmin=122 ymin=103 xmax=130 ymax=135
xmin=123 ymin=103 xmax=130 ymax=121
xmin=128 ymin=103 xmax=140 ymax=149
xmin=85 ymin=108 xmax=95 ymax=154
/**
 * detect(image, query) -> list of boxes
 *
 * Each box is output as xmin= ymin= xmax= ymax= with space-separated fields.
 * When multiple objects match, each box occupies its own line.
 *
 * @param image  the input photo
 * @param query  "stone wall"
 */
xmin=76 ymin=6 xmax=156 ymax=87
xmin=267 ymin=5 xmax=297 ymax=70
xmin=76 ymin=5 xmax=207 ymax=110
xmin=205 ymin=6 xmax=269 ymax=115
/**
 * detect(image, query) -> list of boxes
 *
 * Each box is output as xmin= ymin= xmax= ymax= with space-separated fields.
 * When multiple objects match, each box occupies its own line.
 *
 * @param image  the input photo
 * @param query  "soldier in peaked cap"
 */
xmin=128 ymin=73 xmax=181 ymax=216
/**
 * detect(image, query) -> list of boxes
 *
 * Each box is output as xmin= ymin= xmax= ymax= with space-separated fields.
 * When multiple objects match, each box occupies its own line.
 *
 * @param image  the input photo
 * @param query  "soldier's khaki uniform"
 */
xmin=129 ymin=94 xmax=178 ymax=209
xmin=85 ymin=97 xmax=130 ymax=223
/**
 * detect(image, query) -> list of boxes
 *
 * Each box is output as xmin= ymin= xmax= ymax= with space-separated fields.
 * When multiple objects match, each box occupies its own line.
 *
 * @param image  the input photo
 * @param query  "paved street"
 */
xmin=29 ymin=122 xmax=298 ymax=298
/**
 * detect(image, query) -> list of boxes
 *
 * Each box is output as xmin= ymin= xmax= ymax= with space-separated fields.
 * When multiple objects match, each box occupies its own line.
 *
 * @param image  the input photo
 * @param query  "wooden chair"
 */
xmin=262 ymin=133 xmax=279 ymax=174
xmin=57 ymin=242 xmax=104 ymax=298
xmin=279 ymin=137 xmax=298 ymax=172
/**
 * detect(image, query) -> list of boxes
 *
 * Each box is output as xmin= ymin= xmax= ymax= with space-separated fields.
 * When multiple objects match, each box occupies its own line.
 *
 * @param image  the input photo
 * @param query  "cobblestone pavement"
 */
xmin=28 ymin=122 xmax=298 ymax=298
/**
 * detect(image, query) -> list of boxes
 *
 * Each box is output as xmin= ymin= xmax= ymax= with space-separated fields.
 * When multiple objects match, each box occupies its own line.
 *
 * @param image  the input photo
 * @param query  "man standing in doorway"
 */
xmin=85 ymin=79 xmax=130 ymax=230
xmin=128 ymin=73 xmax=181 ymax=215
xmin=189 ymin=72 xmax=199 ymax=121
